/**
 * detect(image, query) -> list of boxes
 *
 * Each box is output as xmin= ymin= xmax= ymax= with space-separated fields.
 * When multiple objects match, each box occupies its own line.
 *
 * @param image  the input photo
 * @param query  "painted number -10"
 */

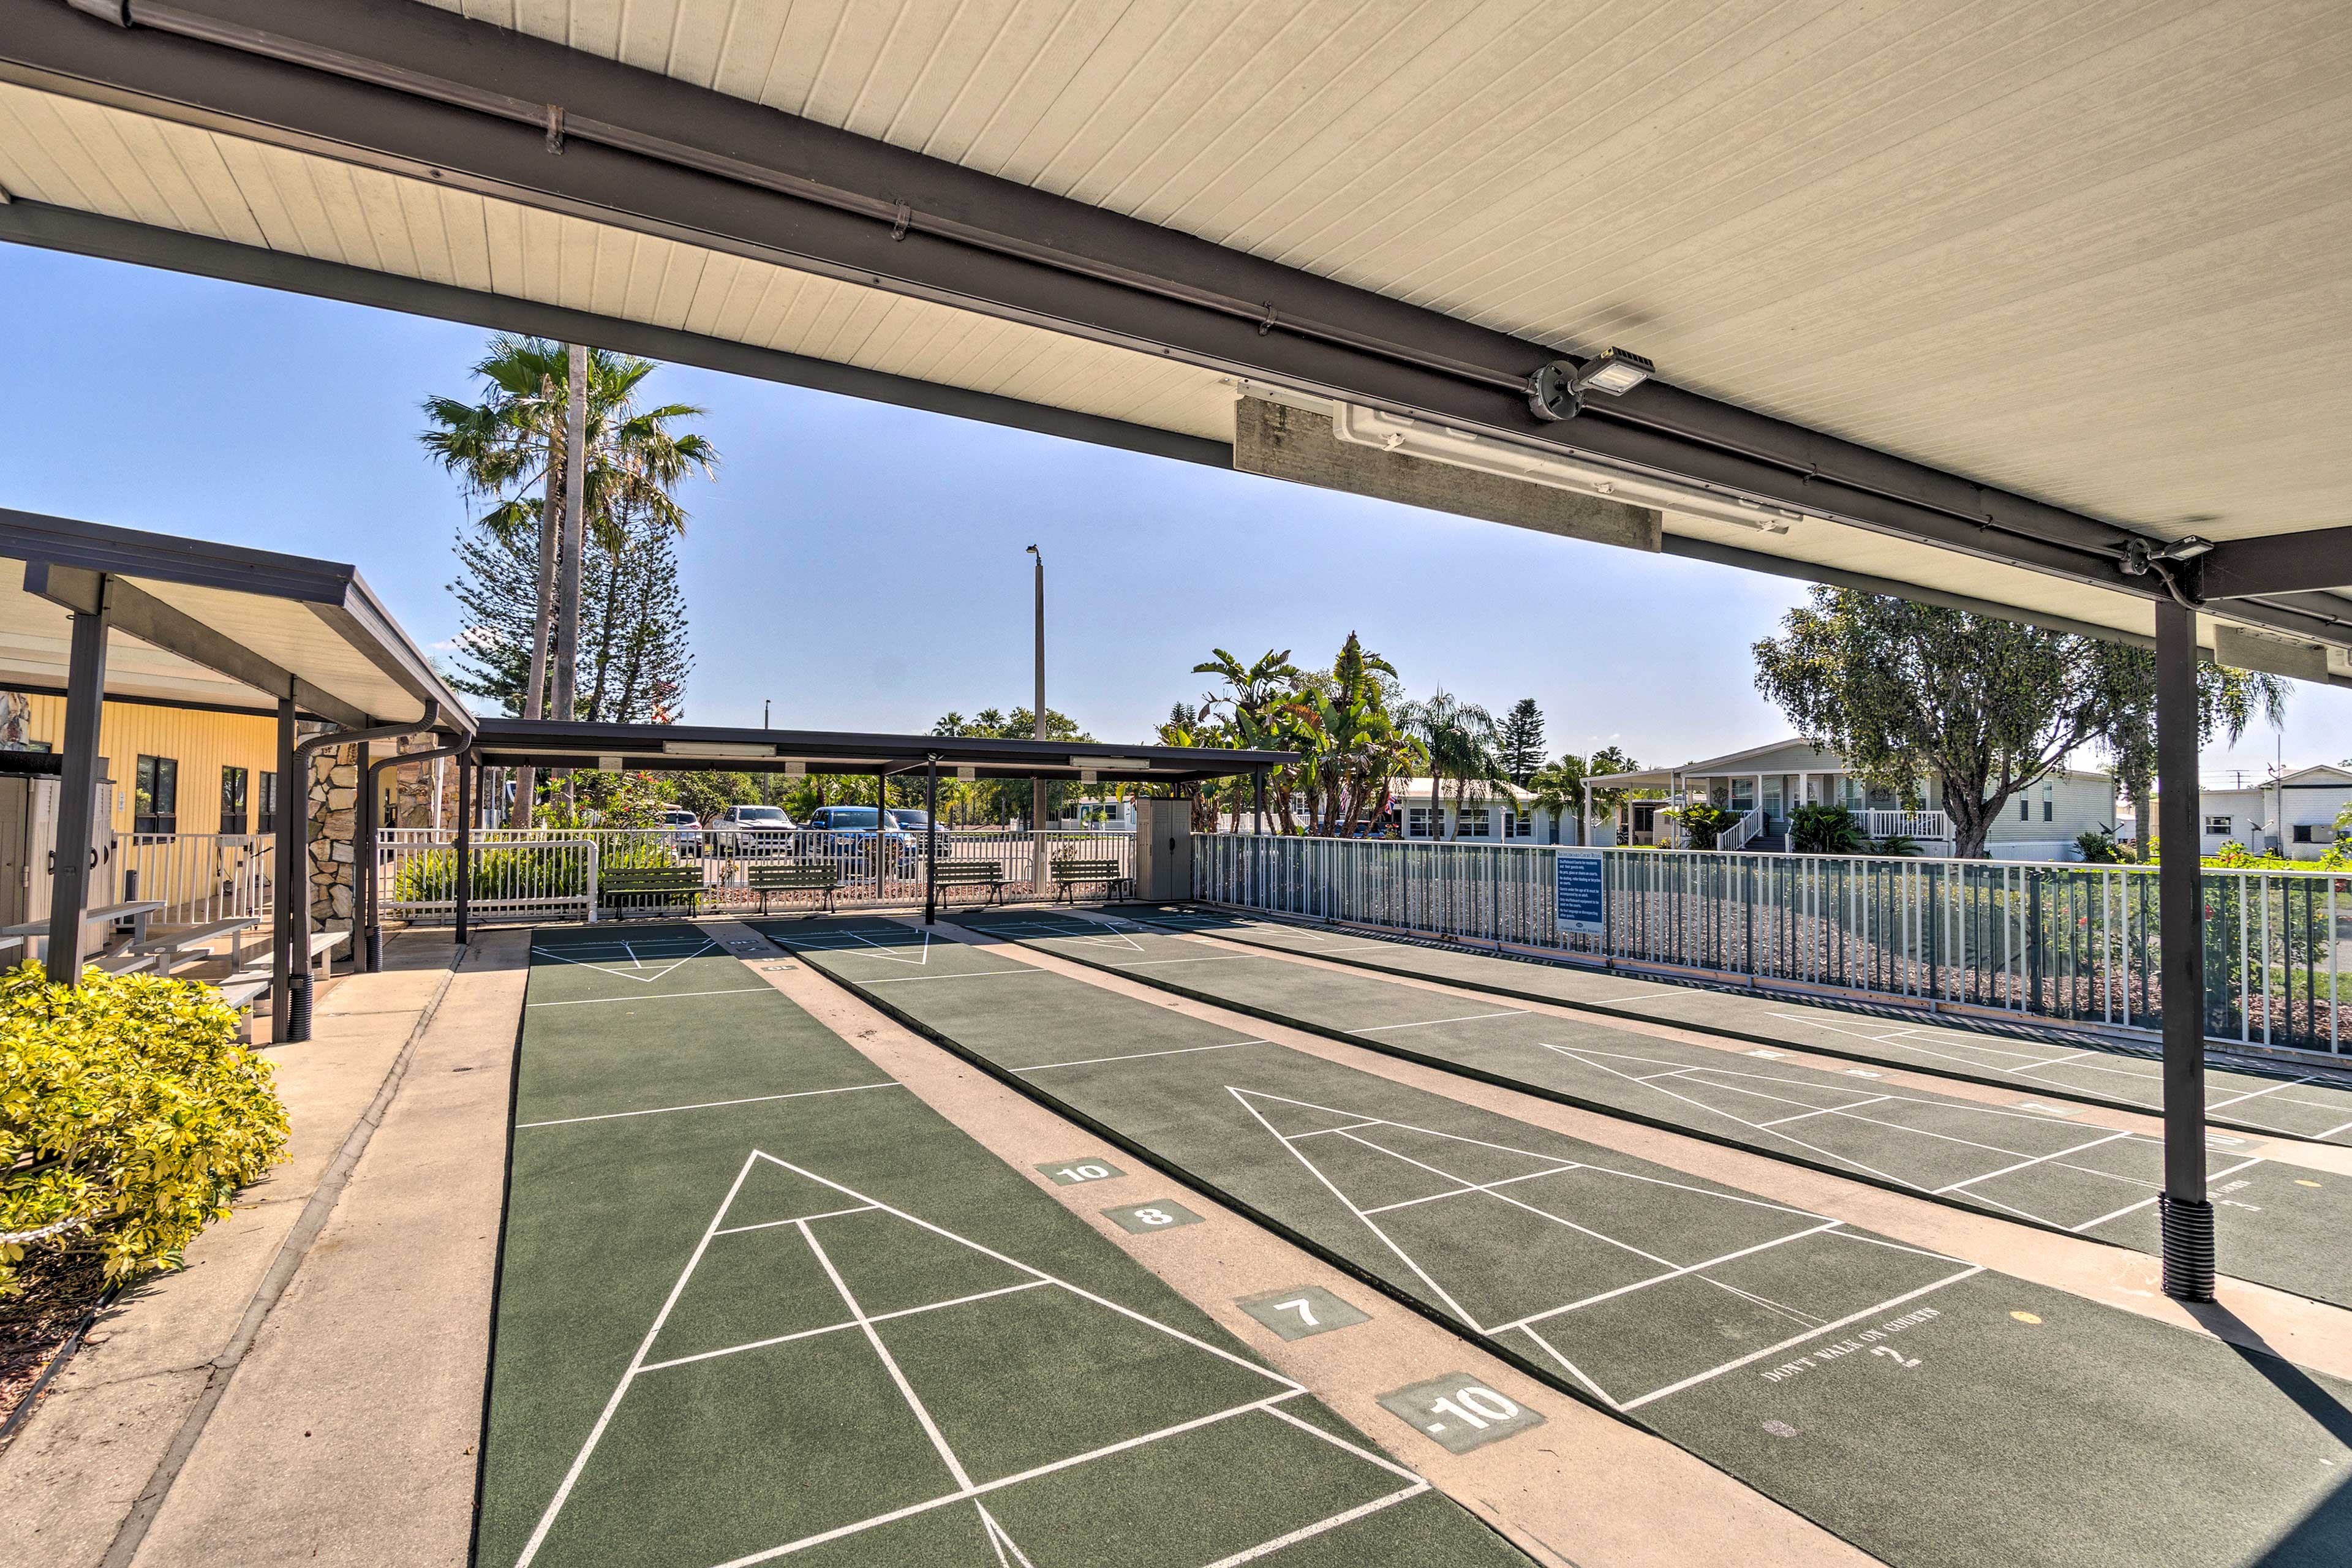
xmin=1427 ymin=1386 xmax=1519 ymax=1433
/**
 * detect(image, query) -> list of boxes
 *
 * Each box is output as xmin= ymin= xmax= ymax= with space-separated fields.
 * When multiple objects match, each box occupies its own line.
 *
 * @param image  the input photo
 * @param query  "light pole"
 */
xmin=1027 ymin=545 xmax=1047 ymax=841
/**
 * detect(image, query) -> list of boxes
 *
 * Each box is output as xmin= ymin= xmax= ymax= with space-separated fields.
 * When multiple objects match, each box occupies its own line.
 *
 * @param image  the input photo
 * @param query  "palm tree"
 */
xmin=422 ymin=338 xmax=717 ymax=822
xmin=1400 ymin=690 xmax=1501 ymax=839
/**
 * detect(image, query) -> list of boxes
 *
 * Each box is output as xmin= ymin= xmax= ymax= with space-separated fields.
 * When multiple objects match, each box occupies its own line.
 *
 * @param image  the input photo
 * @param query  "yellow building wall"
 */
xmin=20 ymin=695 xmax=282 ymax=835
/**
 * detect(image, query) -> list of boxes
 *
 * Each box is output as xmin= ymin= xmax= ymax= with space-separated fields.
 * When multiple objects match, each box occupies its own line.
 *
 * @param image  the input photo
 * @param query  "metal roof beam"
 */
xmin=0 ymin=2 xmax=2273 ymax=628
xmin=23 ymin=559 xmax=375 ymax=726
xmin=11 ymin=1 xmax=2351 ymax=654
xmin=2200 ymin=528 xmax=2352 ymax=601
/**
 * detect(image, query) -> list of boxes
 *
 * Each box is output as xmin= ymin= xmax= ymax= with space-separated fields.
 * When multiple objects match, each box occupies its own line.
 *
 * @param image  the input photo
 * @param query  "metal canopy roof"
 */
xmin=2 ymin=1 xmax=2349 ymax=676
xmin=0 ymin=507 xmax=473 ymax=731
xmin=469 ymin=718 xmax=1292 ymax=784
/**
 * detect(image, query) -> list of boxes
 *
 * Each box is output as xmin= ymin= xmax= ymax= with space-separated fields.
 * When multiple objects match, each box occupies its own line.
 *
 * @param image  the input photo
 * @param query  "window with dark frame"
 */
xmin=219 ymin=765 xmax=249 ymax=835
xmin=134 ymin=754 xmax=178 ymax=836
xmin=258 ymin=770 xmax=279 ymax=834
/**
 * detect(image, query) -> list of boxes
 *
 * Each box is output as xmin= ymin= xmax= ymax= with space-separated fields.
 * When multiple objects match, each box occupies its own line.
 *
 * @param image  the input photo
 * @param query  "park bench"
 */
xmin=1051 ymin=858 xmax=1132 ymax=904
xmin=134 ymin=914 xmax=266 ymax=974
xmin=216 ymin=930 xmax=350 ymax=1041
xmin=930 ymin=861 xmax=1006 ymax=905
xmin=602 ymin=865 xmax=706 ymax=920
xmin=745 ymin=862 xmax=840 ymax=914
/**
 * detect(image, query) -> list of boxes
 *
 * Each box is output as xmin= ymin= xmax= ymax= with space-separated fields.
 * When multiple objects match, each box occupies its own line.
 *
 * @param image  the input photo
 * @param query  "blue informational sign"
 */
xmin=1555 ymin=849 xmax=1605 ymax=935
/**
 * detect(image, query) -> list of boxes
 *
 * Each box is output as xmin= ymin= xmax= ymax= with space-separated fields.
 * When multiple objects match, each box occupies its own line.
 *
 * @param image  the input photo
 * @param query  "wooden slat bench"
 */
xmin=745 ymin=862 xmax=840 ymax=914
xmin=601 ymin=865 xmax=706 ymax=919
xmin=930 ymin=861 xmax=1006 ymax=905
xmin=1051 ymin=858 xmax=1132 ymax=904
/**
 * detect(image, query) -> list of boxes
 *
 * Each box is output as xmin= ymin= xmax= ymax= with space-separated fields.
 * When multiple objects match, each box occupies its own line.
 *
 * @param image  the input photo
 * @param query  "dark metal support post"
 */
xmin=876 ymin=770 xmax=888 ymax=901
xmin=2155 ymin=600 xmax=2215 ymax=1302
xmin=924 ymin=755 xmax=939 ymax=926
xmin=454 ymin=756 xmax=474 ymax=946
xmin=270 ymin=698 xmax=297 ymax=1010
xmin=44 ymin=590 xmax=110 ymax=985
xmin=1253 ymin=769 xmax=1266 ymax=837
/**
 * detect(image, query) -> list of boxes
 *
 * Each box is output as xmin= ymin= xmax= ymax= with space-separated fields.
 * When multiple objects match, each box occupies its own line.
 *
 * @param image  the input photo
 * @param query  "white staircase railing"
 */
xmin=1717 ymin=807 xmax=1764 ymax=852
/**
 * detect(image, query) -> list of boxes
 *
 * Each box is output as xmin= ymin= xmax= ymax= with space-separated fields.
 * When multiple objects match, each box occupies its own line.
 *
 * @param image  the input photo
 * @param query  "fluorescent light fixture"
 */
xmin=1332 ymin=404 xmax=1799 ymax=535
xmin=663 ymin=740 xmax=774 ymax=758
xmin=1077 ymin=757 xmax=1150 ymax=771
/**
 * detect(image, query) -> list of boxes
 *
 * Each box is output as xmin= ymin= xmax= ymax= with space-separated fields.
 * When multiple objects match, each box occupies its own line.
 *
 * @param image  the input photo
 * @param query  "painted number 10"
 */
xmin=1428 ymin=1385 xmax=1518 ymax=1432
xmin=1055 ymin=1164 xmax=1114 ymax=1184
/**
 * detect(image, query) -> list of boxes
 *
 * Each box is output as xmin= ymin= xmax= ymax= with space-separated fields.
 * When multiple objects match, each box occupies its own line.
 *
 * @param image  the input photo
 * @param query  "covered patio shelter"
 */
xmin=5 ymin=0 xmax=2349 ymax=1304
xmin=1 ymin=507 xmax=473 ymax=1036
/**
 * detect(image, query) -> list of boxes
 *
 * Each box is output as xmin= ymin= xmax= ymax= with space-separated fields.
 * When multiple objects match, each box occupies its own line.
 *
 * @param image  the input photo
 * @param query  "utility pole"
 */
xmin=1027 ymin=545 xmax=1047 ymax=840
xmin=551 ymin=341 xmax=588 ymax=813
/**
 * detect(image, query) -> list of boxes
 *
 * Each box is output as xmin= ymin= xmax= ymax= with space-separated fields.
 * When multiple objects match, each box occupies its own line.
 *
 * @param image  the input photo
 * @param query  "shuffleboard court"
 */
xmin=481 ymin=924 xmax=1529 ymax=1568
xmin=1125 ymin=905 xmax=2352 ymax=1148
xmin=764 ymin=917 xmax=2352 ymax=1568
xmin=978 ymin=912 xmax=2352 ymax=1311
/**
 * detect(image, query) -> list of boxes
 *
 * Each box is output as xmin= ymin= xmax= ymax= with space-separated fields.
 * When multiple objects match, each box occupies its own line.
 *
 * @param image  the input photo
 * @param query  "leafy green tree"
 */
xmin=1757 ymin=589 xmax=2148 ymax=858
xmin=2098 ymin=661 xmax=2286 ymax=858
xmin=929 ymin=705 xmax=1095 ymax=825
xmin=1497 ymin=699 xmax=1546 ymax=785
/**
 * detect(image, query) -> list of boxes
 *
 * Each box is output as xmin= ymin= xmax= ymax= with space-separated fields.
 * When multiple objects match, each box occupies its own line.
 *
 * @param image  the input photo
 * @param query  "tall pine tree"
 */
xmin=1498 ymin=698 xmax=1546 ymax=785
xmin=448 ymin=516 xmax=692 ymax=721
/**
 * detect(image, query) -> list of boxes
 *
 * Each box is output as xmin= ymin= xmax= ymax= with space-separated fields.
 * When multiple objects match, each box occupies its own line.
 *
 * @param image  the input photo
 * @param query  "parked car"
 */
xmin=799 ymin=805 xmax=921 ymax=876
xmin=655 ymin=807 xmax=705 ymax=856
xmin=712 ymin=804 xmax=797 ymax=856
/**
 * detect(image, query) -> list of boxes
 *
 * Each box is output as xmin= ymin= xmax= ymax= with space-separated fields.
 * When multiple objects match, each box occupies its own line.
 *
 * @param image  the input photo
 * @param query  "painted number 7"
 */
xmin=1270 ymin=1297 xmax=1318 ymax=1329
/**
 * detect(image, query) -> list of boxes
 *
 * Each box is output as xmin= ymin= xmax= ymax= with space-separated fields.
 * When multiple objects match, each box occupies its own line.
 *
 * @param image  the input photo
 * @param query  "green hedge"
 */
xmin=391 ymin=839 xmax=680 ymax=903
xmin=1 ymin=963 xmax=290 ymax=1297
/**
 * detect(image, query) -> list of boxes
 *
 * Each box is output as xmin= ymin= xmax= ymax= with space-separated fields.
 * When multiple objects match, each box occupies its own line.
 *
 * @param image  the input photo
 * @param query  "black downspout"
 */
xmin=2155 ymin=601 xmax=2215 ymax=1301
xmin=282 ymin=705 xmax=444 ymax=1041
xmin=361 ymin=736 xmax=465 ymax=971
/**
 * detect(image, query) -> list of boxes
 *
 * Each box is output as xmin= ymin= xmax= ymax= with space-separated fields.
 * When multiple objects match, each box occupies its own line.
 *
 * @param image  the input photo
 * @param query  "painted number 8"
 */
xmin=1135 ymin=1207 xmax=1176 ymax=1226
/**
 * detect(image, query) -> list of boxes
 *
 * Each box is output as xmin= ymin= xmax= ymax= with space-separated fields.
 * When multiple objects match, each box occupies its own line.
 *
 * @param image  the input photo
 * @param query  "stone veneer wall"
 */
xmin=306 ymin=742 xmax=358 ymax=954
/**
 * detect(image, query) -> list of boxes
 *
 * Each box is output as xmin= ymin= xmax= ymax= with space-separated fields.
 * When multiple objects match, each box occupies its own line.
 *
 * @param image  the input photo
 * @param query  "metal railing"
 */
xmin=373 ymin=826 xmax=1136 ymax=919
xmin=119 ymin=833 xmax=274 ymax=922
xmin=1719 ymin=807 xmax=1764 ymax=853
xmin=1861 ymin=809 xmax=1951 ymax=842
xmin=1193 ymin=834 xmax=2352 ymax=1058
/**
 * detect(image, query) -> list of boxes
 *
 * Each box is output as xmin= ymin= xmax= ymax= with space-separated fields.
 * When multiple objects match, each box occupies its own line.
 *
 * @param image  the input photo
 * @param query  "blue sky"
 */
xmin=0 ymin=243 xmax=2333 ymax=782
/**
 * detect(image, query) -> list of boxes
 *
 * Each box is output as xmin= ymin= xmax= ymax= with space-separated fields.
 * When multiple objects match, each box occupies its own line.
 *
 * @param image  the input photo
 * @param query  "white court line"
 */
xmin=978 ymin=1501 xmax=1035 ymax=1568
xmin=1098 ymin=954 xmax=1261 ymax=968
xmin=1768 ymin=1011 xmax=1926 ymax=1046
xmin=860 ymin=968 xmax=1048 ymax=984
xmin=2207 ymin=1076 xmax=2318 ymax=1110
xmin=1493 ymin=1221 xmax=1847 ymax=1329
xmin=1360 ymin=1165 xmax=1578 ymax=1214
xmin=1011 ymin=1039 xmax=1269 ymax=1072
xmin=710 ymin=1396 xmax=1307 ymax=1567
xmin=1754 ymin=1095 xmax=1894 ymax=1128
xmin=515 ymin=1081 xmax=903 ymax=1129
xmin=1349 ymin=1009 xmax=1528 ymax=1034
xmin=2312 ymin=1117 xmax=2352 ymax=1140
xmin=1329 ymin=1128 xmax=1682 ymax=1271
xmin=1588 ymin=990 xmax=1676 ymax=1004
xmin=530 ymin=940 xmax=716 ymax=985
xmin=528 ymin=986 xmax=773 ymax=1006
xmin=1618 ymin=1266 xmax=1986 ymax=1412
xmin=1287 ymin=1121 xmax=1389 ymax=1139
xmin=715 ymin=1204 xmax=879 ymax=1235
xmin=1200 ymin=1482 xmax=1430 ymax=1567
xmin=801 ymin=1219 xmax=976 ymax=1489
xmin=513 ymin=1152 xmax=761 ymax=1568
xmin=1515 ymin=1319 xmax=1621 ymax=1408
xmin=1229 ymin=1089 xmax=1487 ymax=1332
xmin=2069 ymin=1155 xmax=2267 ymax=1233
xmin=1934 ymin=1129 xmax=2139 ymax=1195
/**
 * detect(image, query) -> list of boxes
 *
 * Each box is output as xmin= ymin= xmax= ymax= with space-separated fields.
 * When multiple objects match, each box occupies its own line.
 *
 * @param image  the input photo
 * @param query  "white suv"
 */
xmin=712 ymin=804 xmax=796 ymax=856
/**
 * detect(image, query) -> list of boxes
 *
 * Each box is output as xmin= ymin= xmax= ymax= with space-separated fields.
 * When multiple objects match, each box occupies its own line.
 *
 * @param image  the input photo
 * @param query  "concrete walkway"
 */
xmin=0 ymin=930 xmax=527 ymax=1568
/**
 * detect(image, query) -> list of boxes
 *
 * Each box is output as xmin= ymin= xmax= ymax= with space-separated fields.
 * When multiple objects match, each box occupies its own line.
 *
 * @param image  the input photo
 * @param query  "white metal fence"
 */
xmin=374 ymin=826 xmax=1136 ymax=922
xmin=1193 ymin=834 xmax=2352 ymax=1058
xmin=119 ymin=833 xmax=274 ymax=923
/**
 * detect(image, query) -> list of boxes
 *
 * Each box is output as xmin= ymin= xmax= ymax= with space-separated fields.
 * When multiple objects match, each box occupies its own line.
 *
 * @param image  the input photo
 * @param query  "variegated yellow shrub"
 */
xmin=1 ymin=961 xmax=289 ymax=1296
